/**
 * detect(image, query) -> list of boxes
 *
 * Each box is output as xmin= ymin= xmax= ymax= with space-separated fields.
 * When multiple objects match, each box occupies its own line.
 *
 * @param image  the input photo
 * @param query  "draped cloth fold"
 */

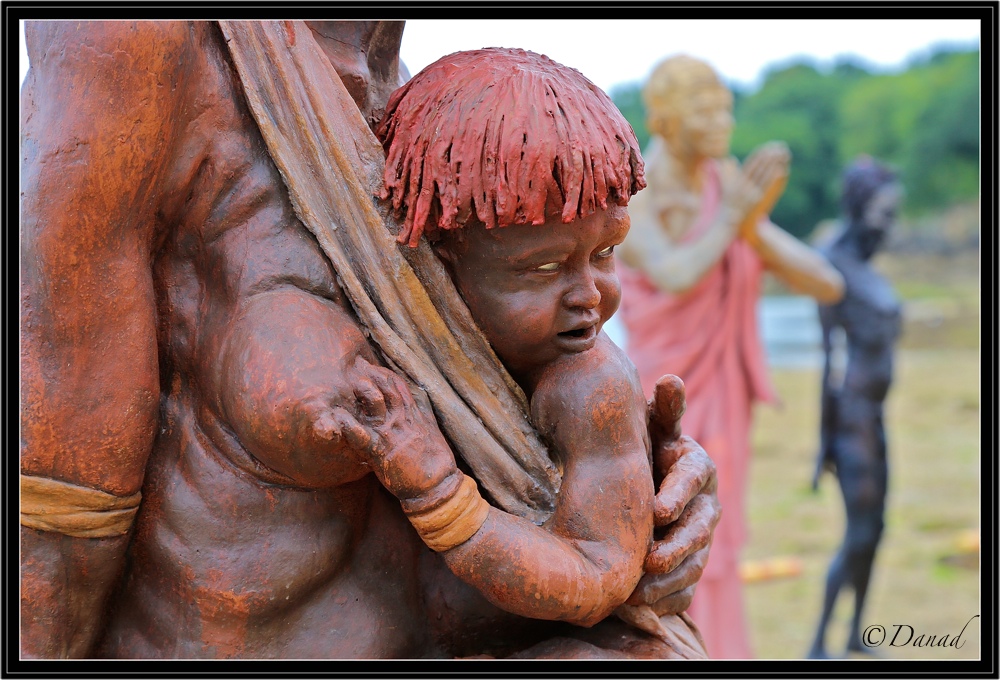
xmin=218 ymin=20 xmax=560 ymax=523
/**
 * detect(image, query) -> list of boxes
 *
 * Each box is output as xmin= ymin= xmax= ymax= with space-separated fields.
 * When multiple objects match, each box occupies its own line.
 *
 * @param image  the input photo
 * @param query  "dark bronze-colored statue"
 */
xmin=808 ymin=156 xmax=903 ymax=659
xmin=20 ymin=21 xmax=720 ymax=659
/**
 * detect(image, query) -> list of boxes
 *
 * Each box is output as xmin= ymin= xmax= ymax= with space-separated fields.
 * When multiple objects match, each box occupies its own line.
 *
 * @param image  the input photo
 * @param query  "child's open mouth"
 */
xmin=555 ymin=323 xmax=598 ymax=351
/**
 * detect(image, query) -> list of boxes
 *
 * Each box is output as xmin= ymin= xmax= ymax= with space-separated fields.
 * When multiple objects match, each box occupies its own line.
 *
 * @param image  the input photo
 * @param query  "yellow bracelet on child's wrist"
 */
xmin=402 ymin=473 xmax=490 ymax=552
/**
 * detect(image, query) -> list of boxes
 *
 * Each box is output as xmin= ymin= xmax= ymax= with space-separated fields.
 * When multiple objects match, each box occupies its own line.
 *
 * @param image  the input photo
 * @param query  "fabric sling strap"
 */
xmin=218 ymin=20 xmax=560 ymax=523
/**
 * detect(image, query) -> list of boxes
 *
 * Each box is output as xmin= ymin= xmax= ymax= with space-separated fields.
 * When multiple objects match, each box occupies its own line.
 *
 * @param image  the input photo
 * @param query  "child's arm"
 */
xmin=338 ymin=343 xmax=654 ymax=627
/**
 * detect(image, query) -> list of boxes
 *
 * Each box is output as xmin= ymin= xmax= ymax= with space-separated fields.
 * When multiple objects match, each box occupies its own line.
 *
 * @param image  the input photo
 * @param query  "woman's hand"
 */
xmin=737 ymin=141 xmax=791 ymax=242
xmin=332 ymin=357 xmax=461 ymax=502
xmin=625 ymin=375 xmax=721 ymax=616
xmin=718 ymin=141 xmax=790 ymax=242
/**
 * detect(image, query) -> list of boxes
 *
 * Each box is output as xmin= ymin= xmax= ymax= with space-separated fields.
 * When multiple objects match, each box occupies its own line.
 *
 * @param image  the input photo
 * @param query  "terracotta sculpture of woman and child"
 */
xmin=20 ymin=20 xmax=720 ymax=660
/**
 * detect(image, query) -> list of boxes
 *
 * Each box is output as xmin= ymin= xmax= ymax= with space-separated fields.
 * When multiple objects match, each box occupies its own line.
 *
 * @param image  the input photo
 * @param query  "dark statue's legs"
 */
xmin=808 ymin=416 xmax=887 ymax=659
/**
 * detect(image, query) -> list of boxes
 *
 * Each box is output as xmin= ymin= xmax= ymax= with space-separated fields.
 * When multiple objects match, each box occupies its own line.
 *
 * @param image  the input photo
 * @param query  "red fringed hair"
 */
xmin=375 ymin=47 xmax=647 ymax=246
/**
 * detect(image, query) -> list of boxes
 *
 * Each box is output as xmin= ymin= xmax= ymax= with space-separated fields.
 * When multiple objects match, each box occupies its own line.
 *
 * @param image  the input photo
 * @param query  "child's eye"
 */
xmin=536 ymin=262 xmax=560 ymax=272
xmin=596 ymin=245 xmax=615 ymax=258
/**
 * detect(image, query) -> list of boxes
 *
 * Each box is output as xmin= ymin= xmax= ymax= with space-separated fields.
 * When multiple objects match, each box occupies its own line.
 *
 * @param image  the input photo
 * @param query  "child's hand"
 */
xmin=332 ymin=357 xmax=460 ymax=502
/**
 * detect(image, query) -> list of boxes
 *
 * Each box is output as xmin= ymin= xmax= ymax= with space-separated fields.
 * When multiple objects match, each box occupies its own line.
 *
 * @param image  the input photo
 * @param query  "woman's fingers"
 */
xmin=744 ymin=142 xmax=789 ymax=190
xmin=645 ymin=493 xmax=718 ymax=575
xmin=653 ymin=436 xmax=715 ymax=525
xmin=648 ymin=374 xmax=686 ymax=448
xmin=650 ymin=584 xmax=698 ymax=618
xmin=627 ymin=544 xmax=709 ymax=609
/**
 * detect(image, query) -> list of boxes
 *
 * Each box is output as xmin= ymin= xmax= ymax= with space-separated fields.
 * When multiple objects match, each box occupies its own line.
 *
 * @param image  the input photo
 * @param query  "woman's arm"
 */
xmin=736 ymin=142 xmax=844 ymax=303
xmin=19 ymin=21 xmax=192 ymax=657
xmin=743 ymin=220 xmax=845 ymax=303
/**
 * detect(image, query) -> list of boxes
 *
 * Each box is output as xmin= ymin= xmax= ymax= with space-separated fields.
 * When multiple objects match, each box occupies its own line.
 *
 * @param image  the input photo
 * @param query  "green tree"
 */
xmin=838 ymin=49 xmax=979 ymax=213
xmin=610 ymin=81 xmax=649 ymax=151
xmin=610 ymin=47 xmax=980 ymax=239
xmin=731 ymin=60 xmax=855 ymax=239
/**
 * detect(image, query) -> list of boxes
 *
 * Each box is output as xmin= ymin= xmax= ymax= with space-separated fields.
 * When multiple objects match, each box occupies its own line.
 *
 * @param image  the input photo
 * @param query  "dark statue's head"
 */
xmin=840 ymin=156 xmax=902 ymax=260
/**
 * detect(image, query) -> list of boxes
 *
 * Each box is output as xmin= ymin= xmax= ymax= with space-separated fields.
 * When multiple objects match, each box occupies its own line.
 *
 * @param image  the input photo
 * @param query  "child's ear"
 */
xmin=431 ymin=240 xmax=454 ymax=264
xmin=430 ymin=230 xmax=466 ymax=269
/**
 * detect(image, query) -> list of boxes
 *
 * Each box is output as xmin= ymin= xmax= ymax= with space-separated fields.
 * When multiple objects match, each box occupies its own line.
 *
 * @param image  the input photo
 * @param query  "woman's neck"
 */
xmin=664 ymin=141 xmax=706 ymax=193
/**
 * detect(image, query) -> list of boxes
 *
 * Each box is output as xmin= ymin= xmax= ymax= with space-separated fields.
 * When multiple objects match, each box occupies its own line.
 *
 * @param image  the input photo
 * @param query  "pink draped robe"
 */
xmin=617 ymin=160 xmax=776 ymax=659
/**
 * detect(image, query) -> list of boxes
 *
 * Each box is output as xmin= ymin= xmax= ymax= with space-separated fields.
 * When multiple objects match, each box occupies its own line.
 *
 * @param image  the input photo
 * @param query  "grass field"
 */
xmin=742 ymin=251 xmax=982 ymax=660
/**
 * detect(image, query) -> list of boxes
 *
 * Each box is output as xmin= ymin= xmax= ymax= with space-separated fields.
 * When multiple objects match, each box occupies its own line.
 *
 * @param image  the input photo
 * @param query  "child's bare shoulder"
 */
xmin=530 ymin=334 xmax=647 ymax=450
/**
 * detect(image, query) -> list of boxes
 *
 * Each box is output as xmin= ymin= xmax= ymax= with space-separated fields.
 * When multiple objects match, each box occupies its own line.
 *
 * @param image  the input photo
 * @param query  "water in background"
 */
xmin=756 ymin=295 xmax=824 ymax=368
xmin=605 ymin=295 xmax=823 ymax=369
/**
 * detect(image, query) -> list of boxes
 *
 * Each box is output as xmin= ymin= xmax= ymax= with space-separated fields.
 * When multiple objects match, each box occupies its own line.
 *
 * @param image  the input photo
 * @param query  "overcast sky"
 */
xmin=21 ymin=19 xmax=980 ymax=93
xmin=399 ymin=19 xmax=981 ymax=94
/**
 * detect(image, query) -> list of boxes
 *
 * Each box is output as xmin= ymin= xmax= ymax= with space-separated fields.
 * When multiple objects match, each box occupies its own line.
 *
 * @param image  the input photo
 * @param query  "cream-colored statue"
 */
xmin=616 ymin=55 xmax=844 ymax=659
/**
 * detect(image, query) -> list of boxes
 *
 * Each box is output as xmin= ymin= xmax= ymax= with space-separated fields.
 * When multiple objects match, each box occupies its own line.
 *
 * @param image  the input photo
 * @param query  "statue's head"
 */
xmin=643 ymin=55 xmax=733 ymax=160
xmin=375 ymin=47 xmax=645 ymax=247
xmin=841 ymin=155 xmax=902 ymax=257
xmin=306 ymin=21 xmax=409 ymax=130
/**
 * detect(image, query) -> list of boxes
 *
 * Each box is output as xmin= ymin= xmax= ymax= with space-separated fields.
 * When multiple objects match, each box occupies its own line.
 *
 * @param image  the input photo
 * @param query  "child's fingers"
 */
xmin=354 ymin=375 xmax=387 ymax=421
xmin=367 ymin=367 xmax=414 ymax=413
xmin=352 ymin=356 xmax=418 ymax=416
xmin=407 ymin=381 xmax=434 ymax=414
xmin=330 ymin=407 xmax=374 ymax=453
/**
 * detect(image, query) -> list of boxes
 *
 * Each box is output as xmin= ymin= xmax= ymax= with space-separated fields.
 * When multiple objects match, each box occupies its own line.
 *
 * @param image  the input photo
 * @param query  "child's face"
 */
xmin=435 ymin=205 xmax=629 ymax=387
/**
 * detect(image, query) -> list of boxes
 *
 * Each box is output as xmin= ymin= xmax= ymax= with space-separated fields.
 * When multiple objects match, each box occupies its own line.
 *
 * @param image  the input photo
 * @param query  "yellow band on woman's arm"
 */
xmin=20 ymin=474 xmax=142 ymax=538
xmin=404 ymin=474 xmax=490 ymax=552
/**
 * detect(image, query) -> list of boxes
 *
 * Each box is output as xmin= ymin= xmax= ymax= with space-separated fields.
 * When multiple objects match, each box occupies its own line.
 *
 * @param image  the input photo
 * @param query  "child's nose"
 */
xmin=563 ymin=269 xmax=602 ymax=309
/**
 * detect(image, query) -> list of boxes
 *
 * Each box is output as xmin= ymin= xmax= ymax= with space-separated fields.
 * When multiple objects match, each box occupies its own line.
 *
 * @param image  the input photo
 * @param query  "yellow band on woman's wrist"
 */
xmin=20 ymin=474 xmax=141 ymax=538
xmin=404 ymin=473 xmax=490 ymax=552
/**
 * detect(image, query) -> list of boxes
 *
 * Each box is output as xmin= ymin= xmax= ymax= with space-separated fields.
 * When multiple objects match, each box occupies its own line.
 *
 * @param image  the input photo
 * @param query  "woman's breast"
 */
xmin=101 ymin=392 xmax=429 ymax=658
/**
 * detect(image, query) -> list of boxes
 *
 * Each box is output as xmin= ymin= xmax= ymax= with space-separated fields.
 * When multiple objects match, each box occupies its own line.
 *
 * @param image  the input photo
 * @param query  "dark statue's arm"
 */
xmin=813 ymin=304 xmax=840 ymax=489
